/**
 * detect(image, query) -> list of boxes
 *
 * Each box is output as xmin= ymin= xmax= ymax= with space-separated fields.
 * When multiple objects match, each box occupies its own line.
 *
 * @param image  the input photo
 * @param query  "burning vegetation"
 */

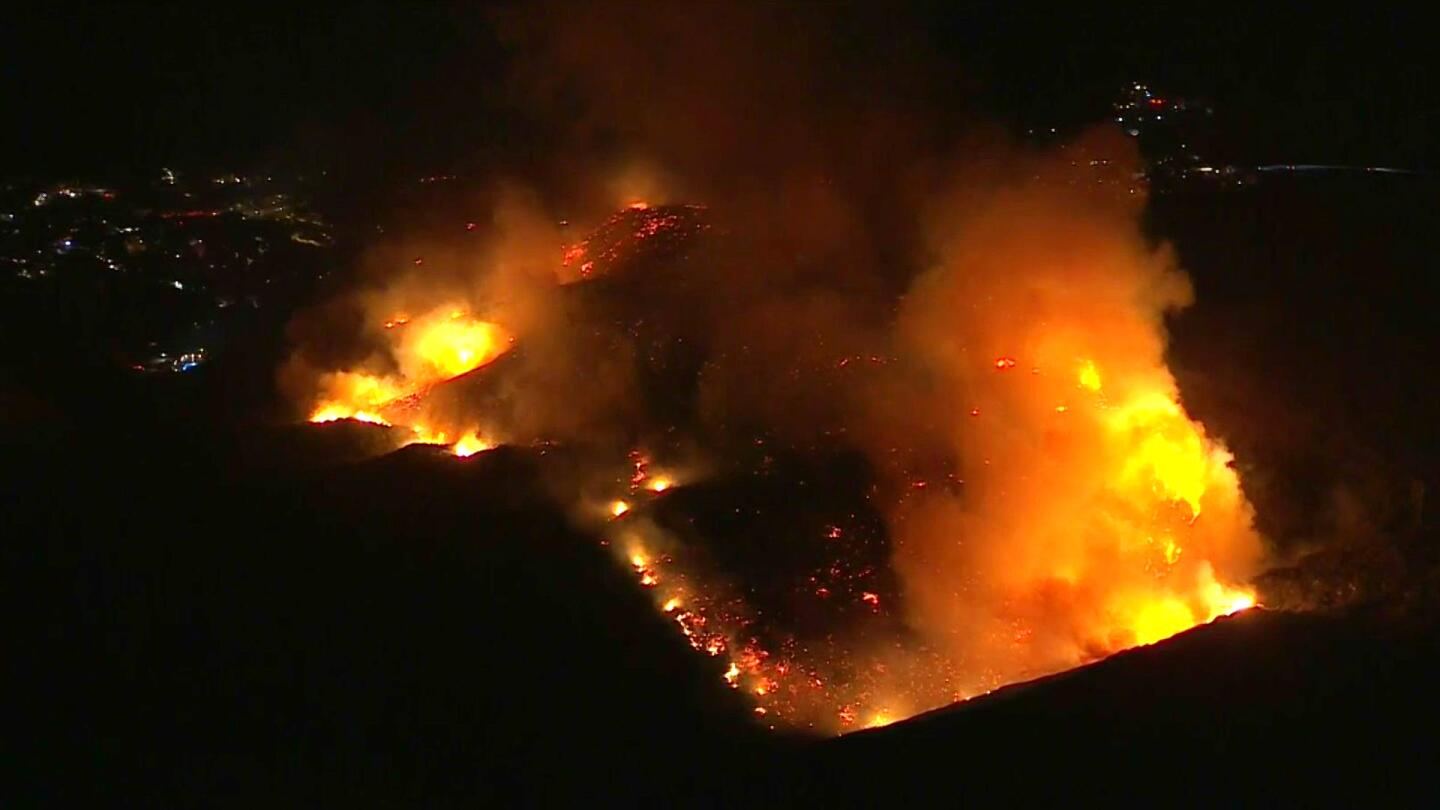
xmin=284 ymin=173 xmax=1260 ymax=732
xmin=303 ymin=304 xmax=513 ymax=456
xmin=875 ymin=158 xmax=1263 ymax=682
xmin=280 ymin=3 xmax=1265 ymax=737
xmin=558 ymin=203 xmax=708 ymax=283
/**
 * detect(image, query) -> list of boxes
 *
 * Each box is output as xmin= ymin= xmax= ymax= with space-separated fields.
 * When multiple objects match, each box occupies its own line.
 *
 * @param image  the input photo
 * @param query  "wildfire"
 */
xmin=1076 ymin=358 xmax=1259 ymax=637
xmin=1120 ymin=567 xmax=1256 ymax=646
xmin=1104 ymin=388 xmax=1211 ymax=518
xmin=307 ymin=371 xmax=408 ymax=424
xmin=884 ymin=348 xmax=1259 ymax=678
xmin=309 ymin=405 xmax=391 ymax=426
xmin=451 ymin=431 xmax=494 ymax=458
xmin=864 ymin=710 xmax=895 ymax=729
xmin=598 ymin=503 xmax=942 ymax=734
xmin=402 ymin=310 xmax=509 ymax=380
xmin=304 ymin=304 xmax=513 ymax=437
xmin=556 ymin=203 xmax=707 ymax=283
xmin=1007 ymin=357 xmax=1255 ymax=648
xmin=408 ymin=425 xmax=449 ymax=445
xmin=1224 ymin=592 xmax=1257 ymax=615
xmin=292 ymin=183 xmax=1265 ymax=739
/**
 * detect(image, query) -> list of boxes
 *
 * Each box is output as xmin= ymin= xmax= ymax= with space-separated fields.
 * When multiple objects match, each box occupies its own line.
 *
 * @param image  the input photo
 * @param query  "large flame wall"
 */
xmin=879 ymin=138 xmax=1262 ymax=683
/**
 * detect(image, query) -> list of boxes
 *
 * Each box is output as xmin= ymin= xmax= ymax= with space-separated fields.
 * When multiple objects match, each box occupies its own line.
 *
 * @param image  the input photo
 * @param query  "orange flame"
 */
xmin=400 ymin=309 xmax=509 ymax=381
xmin=451 ymin=431 xmax=494 ymax=458
xmin=304 ymin=304 xmax=512 ymax=435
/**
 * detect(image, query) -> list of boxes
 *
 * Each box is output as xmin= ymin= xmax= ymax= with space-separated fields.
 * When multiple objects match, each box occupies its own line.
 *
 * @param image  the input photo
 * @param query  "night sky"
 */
xmin=3 ymin=3 xmax=1433 ymax=178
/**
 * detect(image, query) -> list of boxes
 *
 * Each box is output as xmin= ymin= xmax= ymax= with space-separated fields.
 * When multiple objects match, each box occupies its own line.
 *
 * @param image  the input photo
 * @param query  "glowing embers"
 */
xmin=625 ymin=451 xmax=684 ymax=500
xmin=557 ymin=203 xmax=708 ymax=283
xmin=608 ymin=453 xmax=685 ymax=529
xmin=601 ymin=491 xmax=959 ymax=734
xmin=629 ymin=550 xmax=659 ymax=587
xmin=616 ymin=537 xmax=730 ymax=664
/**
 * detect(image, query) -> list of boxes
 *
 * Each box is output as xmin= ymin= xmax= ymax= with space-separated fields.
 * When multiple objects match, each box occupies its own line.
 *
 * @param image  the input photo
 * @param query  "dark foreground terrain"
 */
xmin=9 ymin=423 xmax=1440 ymax=807
xmin=8 ymin=174 xmax=1440 ymax=805
xmin=9 ymin=424 xmax=1440 ymax=806
xmin=788 ymin=607 xmax=1440 ymax=804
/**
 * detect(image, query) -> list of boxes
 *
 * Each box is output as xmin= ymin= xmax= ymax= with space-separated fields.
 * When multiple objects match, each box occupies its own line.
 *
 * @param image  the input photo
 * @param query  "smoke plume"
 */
xmin=280 ymin=1 xmax=1266 ymax=729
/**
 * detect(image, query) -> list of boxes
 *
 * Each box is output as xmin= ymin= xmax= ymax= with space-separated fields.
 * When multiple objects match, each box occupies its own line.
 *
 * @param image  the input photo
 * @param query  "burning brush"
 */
xmin=306 ymin=304 xmax=512 ymax=456
xmin=289 ymin=172 xmax=1264 ymax=735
